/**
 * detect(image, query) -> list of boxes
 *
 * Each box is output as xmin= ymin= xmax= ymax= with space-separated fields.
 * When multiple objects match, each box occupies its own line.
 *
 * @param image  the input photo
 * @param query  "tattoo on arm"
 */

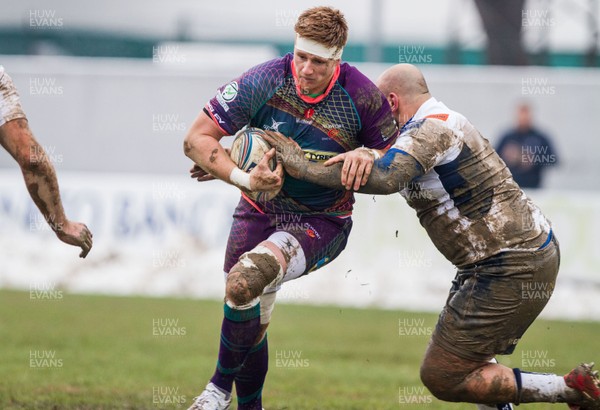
xmin=209 ymin=148 xmax=218 ymax=163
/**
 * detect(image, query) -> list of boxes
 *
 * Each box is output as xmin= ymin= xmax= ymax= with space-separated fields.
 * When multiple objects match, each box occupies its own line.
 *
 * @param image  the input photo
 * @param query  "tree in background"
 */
xmin=474 ymin=0 xmax=529 ymax=65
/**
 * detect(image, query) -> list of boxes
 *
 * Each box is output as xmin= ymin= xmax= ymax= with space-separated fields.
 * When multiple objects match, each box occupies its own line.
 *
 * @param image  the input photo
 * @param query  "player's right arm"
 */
xmin=183 ymin=111 xmax=283 ymax=192
xmin=0 ymin=119 xmax=93 ymax=258
xmin=183 ymin=111 xmax=236 ymax=183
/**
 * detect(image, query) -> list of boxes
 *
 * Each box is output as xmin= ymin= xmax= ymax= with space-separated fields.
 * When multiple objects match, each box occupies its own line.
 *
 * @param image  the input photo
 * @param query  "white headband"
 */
xmin=294 ymin=33 xmax=343 ymax=60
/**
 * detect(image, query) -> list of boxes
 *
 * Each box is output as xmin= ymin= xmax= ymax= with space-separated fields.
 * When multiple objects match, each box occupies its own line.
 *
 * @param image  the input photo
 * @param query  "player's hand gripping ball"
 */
xmin=230 ymin=127 xmax=283 ymax=202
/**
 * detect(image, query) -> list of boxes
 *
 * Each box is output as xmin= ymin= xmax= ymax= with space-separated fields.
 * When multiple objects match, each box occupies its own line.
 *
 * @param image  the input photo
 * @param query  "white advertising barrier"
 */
xmin=0 ymin=170 xmax=598 ymax=321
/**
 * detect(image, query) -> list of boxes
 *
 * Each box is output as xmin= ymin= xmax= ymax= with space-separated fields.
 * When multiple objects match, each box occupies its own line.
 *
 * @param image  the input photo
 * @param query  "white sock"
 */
xmin=518 ymin=371 xmax=571 ymax=403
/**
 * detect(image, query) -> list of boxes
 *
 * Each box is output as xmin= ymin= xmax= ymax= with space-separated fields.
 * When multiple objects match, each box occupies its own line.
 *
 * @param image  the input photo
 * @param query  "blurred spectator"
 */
xmin=495 ymin=102 xmax=559 ymax=188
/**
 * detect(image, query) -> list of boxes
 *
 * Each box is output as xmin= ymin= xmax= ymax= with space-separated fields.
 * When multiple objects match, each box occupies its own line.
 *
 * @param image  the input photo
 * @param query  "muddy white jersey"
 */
xmin=391 ymin=97 xmax=551 ymax=267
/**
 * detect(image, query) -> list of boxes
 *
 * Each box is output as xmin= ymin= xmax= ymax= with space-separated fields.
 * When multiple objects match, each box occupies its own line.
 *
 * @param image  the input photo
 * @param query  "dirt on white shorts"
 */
xmin=0 ymin=66 xmax=27 ymax=128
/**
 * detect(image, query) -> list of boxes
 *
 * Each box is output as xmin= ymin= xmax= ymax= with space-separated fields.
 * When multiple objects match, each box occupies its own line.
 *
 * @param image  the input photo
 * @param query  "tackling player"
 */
xmin=265 ymin=64 xmax=600 ymax=409
xmin=183 ymin=7 xmax=398 ymax=410
xmin=0 ymin=66 xmax=92 ymax=257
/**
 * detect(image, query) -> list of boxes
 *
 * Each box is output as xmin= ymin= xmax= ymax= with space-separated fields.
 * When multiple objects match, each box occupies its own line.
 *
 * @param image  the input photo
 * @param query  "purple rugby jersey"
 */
xmin=205 ymin=53 xmax=398 ymax=216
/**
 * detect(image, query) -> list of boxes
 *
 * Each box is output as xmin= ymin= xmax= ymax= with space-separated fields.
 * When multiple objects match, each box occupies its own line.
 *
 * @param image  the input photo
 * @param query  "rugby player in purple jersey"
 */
xmin=183 ymin=7 xmax=398 ymax=409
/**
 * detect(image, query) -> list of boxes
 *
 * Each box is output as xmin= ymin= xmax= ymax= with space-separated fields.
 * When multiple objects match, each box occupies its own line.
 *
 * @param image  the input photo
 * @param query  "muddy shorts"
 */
xmin=432 ymin=231 xmax=560 ymax=362
xmin=224 ymin=197 xmax=352 ymax=282
xmin=0 ymin=67 xmax=27 ymax=128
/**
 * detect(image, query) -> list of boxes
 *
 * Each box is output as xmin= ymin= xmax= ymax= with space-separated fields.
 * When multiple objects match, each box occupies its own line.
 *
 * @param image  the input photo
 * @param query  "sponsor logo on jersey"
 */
xmin=264 ymin=117 xmax=286 ymax=132
xmin=215 ymin=81 xmax=238 ymax=112
xmin=213 ymin=113 xmax=225 ymax=124
xmin=303 ymin=107 xmax=315 ymax=119
xmin=216 ymin=92 xmax=229 ymax=112
xmin=303 ymin=149 xmax=338 ymax=162
xmin=221 ymin=81 xmax=238 ymax=102
xmin=207 ymin=104 xmax=226 ymax=124
xmin=304 ymin=223 xmax=321 ymax=239
xmin=327 ymin=128 xmax=340 ymax=138
xmin=296 ymin=117 xmax=313 ymax=125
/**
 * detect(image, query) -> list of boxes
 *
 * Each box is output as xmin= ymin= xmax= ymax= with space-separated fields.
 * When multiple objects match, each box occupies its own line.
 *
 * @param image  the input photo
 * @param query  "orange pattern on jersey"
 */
xmin=425 ymin=113 xmax=449 ymax=121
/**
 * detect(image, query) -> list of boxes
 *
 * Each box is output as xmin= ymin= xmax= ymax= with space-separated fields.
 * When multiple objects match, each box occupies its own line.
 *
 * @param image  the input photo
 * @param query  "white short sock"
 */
xmin=517 ymin=370 xmax=570 ymax=403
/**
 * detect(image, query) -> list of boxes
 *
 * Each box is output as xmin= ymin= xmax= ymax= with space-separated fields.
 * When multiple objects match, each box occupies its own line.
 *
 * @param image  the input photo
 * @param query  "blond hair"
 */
xmin=294 ymin=7 xmax=348 ymax=55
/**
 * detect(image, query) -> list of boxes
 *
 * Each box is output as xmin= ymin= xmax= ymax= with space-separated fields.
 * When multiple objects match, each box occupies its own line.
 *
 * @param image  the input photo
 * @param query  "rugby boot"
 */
xmin=187 ymin=382 xmax=231 ymax=410
xmin=564 ymin=362 xmax=600 ymax=410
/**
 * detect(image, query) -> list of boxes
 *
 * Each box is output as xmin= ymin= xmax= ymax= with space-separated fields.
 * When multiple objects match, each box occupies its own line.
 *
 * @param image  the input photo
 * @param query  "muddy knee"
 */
xmin=420 ymin=358 xmax=465 ymax=401
xmin=226 ymin=245 xmax=283 ymax=307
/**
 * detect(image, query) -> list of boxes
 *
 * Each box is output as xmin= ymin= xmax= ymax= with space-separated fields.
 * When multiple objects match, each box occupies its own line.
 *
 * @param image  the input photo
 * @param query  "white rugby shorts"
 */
xmin=0 ymin=66 xmax=27 ymax=128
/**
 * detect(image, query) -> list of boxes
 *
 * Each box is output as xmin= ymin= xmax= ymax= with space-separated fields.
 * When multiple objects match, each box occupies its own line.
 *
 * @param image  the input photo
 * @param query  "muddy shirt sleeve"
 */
xmin=204 ymin=57 xmax=286 ymax=136
xmin=343 ymin=67 xmax=398 ymax=150
xmin=392 ymin=118 xmax=463 ymax=173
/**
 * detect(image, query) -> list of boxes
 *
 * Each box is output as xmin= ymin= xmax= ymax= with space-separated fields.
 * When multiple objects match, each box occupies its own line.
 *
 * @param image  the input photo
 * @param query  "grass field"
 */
xmin=1 ymin=289 xmax=598 ymax=409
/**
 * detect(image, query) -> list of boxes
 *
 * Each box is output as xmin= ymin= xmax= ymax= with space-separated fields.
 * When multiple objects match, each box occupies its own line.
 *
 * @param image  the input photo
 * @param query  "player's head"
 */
xmin=293 ymin=6 xmax=348 ymax=95
xmin=516 ymin=101 xmax=533 ymax=131
xmin=294 ymin=6 xmax=348 ymax=57
xmin=376 ymin=64 xmax=431 ymax=127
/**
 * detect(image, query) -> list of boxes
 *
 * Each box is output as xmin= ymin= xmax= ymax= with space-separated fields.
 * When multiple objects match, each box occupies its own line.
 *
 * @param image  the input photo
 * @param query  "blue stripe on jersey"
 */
xmin=434 ymin=144 xmax=493 ymax=218
xmin=379 ymin=147 xmax=411 ymax=168
xmin=538 ymin=229 xmax=553 ymax=250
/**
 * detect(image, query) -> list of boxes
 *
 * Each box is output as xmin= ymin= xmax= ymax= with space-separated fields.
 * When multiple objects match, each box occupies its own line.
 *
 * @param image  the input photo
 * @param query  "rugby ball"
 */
xmin=230 ymin=127 xmax=281 ymax=202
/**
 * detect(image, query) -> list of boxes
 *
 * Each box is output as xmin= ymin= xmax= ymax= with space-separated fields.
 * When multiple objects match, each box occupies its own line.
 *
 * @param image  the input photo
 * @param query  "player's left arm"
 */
xmin=264 ymin=131 xmax=422 ymax=195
